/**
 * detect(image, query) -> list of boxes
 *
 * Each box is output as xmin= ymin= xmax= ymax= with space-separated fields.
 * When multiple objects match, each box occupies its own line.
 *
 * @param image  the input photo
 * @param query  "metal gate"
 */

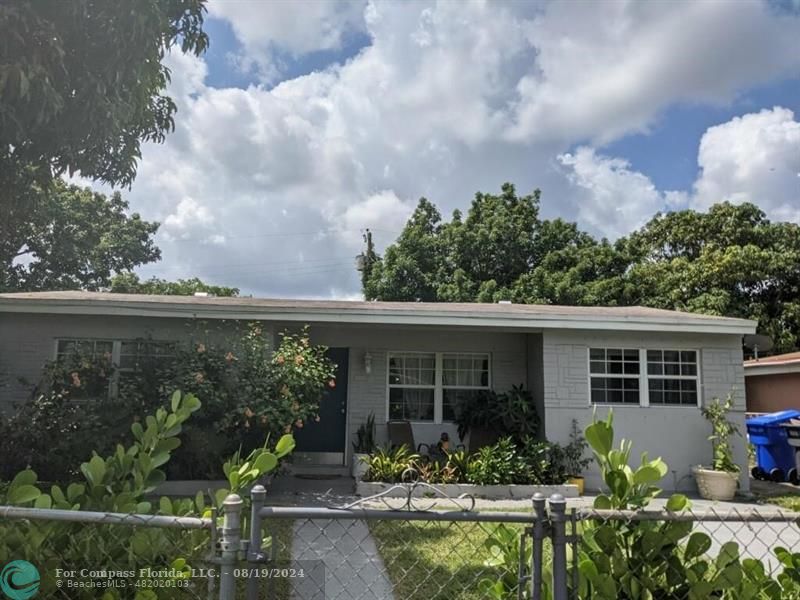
xmin=227 ymin=483 xmax=573 ymax=600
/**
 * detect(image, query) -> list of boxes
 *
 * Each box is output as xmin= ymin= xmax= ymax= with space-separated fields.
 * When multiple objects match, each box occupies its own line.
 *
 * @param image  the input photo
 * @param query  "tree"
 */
xmin=1 ymin=181 xmax=160 ymax=291
xmin=0 ymin=0 xmax=208 ymax=191
xmin=1 ymin=1 xmax=208 ymax=283
xmin=109 ymin=273 xmax=239 ymax=297
xmin=364 ymin=184 xmax=598 ymax=303
xmin=621 ymin=202 xmax=800 ymax=352
xmin=364 ymin=185 xmax=800 ymax=351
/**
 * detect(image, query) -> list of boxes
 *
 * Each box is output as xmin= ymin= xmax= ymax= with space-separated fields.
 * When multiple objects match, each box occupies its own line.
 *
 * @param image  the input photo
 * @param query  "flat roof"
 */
xmin=744 ymin=351 xmax=800 ymax=376
xmin=0 ymin=291 xmax=757 ymax=335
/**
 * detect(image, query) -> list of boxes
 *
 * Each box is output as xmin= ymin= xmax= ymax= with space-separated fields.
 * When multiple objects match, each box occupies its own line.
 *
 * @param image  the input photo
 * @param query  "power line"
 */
xmin=165 ymin=227 xmax=400 ymax=244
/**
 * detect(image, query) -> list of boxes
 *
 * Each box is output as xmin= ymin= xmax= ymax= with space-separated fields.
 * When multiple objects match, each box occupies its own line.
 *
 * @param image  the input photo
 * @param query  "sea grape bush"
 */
xmin=480 ymin=411 xmax=800 ymax=599
xmin=0 ymin=391 xmax=292 ymax=599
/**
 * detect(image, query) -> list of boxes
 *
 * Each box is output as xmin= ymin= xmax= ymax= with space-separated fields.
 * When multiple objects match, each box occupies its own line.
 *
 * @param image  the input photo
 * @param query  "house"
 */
xmin=0 ymin=291 xmax=755 ymax=492
xmin=744 ymin=352 xmax=800 ymax=414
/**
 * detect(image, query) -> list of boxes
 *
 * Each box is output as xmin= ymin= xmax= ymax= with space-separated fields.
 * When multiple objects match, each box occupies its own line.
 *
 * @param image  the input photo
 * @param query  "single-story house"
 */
xmin=744 ymin=352 xmax=800 ymax=414
xmin=0 ymin=291 xmax=755 ymax=492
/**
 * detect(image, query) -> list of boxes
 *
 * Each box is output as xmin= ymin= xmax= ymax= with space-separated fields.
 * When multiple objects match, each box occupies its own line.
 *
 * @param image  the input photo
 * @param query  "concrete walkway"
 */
xmin=266 ymin=473 xmax=800 ymax=586
xmin=267 ymin=474 xmax=395 ymax=600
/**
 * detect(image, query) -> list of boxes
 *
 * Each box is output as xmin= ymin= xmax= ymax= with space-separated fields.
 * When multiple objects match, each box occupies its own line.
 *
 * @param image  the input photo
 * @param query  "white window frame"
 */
xmin=53 ymin=338 xmax=177 ymax=399
xmin=587 ymin=347 xmax=702 ymax=408
xmin=587 ymin=347 xmax=642 ymax=406
xmin=386 ymin=351 xmax=492 ymax=424
xmin=645 ymin=348 xmax=701 ymax=408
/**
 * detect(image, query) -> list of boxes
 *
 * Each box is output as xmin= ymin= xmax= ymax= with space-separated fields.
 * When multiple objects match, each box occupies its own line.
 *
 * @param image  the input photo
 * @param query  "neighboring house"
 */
xmin=744 ymin=352 xmax=800 ymax=414
xmin=0 ymin=291 xmax=755 ymax=491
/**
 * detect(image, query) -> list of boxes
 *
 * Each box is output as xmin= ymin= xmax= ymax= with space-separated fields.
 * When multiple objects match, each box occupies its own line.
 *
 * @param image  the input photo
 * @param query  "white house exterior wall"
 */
xmin=540 ymin=329 xmax=748 ymax=492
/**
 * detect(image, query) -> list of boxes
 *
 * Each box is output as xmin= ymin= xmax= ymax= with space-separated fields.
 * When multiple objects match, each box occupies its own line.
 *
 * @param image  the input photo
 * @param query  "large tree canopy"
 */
xmin=0 ymin=0 xmax=208 ymax=191
xmin=1 ymin=182 xmax=160 ymax=292
xmin=363 ymin=185 xmax=800 ymax=352
xmin=109 ymin=273 xmax=239 ymax=297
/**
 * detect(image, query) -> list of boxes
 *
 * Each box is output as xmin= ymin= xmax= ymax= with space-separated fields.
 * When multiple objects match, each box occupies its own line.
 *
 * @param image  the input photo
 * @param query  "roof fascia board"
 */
xmin=0 ymin=299 xmax=757 ymax=335
xmin=744 ymin=363 xmax=800 ymax=377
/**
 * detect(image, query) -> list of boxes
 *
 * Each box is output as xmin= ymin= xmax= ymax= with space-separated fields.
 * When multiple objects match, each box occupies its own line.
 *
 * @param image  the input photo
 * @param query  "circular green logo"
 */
xmin=0 ymin=561 xmax=40 ymax=600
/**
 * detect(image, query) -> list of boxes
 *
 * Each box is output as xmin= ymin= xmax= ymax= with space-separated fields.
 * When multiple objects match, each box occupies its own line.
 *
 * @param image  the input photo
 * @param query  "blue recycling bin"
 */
xmin=747 ymin=410 xmax=800 ymax=482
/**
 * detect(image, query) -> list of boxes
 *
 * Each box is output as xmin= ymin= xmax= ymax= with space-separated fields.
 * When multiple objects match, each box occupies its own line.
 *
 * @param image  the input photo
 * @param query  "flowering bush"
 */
xmin=3 ymin=323 xmax=335 ymax=480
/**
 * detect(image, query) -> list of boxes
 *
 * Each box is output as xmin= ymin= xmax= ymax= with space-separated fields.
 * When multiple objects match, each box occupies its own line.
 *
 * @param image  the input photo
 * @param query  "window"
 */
xmin=589 ymin=348 xmax=640 ymax=404
xmin=388 ymin=352 xmax=491 ymax=423
xmin=55 ymin=338 xmax=177 ymax=399
xmin=56 ymin=339 xmax=114 ymax=362
xmin=388 ymin=353 xmax=436 ymax=421
xmin=55 ymin=339 xmax=115 ymax=400
xmin=647 ymin=350 xmax=699 ymax=406
xmin=118 ymin=340 xmax=178 ymax=392
xmin=442 ymin=353 xmax=490 ymax=421
xmin=119 ymin=340 xmax=177 ymax=370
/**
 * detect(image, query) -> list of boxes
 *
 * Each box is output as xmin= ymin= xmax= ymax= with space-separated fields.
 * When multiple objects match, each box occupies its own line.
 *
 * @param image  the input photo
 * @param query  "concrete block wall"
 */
xmin=295 ymin=323 xmax=529 ymax=466
xmin=540 ymin=329 xmax=748 ymax=492
xmin=0 ymin=313 xmax=236 ymax=409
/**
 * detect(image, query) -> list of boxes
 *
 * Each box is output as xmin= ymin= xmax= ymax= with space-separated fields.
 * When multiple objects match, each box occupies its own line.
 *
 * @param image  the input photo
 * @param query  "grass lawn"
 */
xmin=751 ymin=478 xmax=800 ymax=511
xmin=240 ymin=518 xmax=294 ymax=600
xmin=369 ymin=518 xmax=549 ymax=600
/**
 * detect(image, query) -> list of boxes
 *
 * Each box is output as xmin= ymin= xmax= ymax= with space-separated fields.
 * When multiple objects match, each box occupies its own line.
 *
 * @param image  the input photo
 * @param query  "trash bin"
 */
xmin=782 ymin=420 xmax=800 ymax=485
xmin=747 ymin=410 xmax=800 ymax=483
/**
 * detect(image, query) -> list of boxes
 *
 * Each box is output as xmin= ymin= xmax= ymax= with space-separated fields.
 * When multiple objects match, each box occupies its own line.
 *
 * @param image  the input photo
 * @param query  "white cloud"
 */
xmin=557 ymin=148 xmax=685 ymax=239
xmin=558 ymin=107 xmax=800 ymax=235
xmin=206 ymin=0 xmax=368 ymax=81
xmin=509 ymin=0 xmax=800 ymax=143
xmin=106 ymin=1 xmax=800 ymax=297
xmin=692 ymin=107 xmax=800 ymax=221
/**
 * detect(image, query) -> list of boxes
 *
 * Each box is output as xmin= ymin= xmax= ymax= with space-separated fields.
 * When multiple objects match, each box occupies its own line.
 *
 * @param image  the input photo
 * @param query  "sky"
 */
xmin=91 ymin=0 xmax=800 ymax=299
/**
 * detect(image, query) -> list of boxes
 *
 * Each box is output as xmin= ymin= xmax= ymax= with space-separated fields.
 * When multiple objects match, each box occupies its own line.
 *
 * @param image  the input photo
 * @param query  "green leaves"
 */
xmin=8 ymin=485 xmax=41 ymax=505
xmin=585 ymin=413 xmax=613 ymax=458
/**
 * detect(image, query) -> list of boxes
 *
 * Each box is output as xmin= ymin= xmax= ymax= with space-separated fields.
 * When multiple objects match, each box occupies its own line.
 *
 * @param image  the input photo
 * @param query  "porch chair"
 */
xmin=387 ymin=420 xmax=431 ymax=457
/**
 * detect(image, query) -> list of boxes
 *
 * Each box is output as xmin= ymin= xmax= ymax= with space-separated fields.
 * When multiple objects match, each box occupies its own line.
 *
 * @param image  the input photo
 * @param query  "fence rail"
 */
xmin=3 ymin=490 xmax=800 ymax=599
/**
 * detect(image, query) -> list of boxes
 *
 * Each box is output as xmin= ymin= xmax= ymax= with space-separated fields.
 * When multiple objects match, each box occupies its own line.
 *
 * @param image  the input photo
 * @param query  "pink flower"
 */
xmin=197 ymin=343 xmax=206 ymax=353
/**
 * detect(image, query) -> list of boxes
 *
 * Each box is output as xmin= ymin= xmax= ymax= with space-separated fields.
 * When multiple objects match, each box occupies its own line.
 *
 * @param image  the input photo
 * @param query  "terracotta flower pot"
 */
xmin=692 ymin=466 xmax=738 ymax=501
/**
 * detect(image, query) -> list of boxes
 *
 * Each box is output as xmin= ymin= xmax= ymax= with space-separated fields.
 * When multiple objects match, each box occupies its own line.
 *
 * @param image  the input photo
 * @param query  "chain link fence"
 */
xmin=4 ymin=490 xmax=800 ymax=599
xmin=0 ymin=505 xmax=217 ymax=599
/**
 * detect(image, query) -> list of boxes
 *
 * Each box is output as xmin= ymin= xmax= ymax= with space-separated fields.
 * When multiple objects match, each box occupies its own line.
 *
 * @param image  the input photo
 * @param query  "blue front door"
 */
xmin=293 ymin=347 xmax=348 ymax=465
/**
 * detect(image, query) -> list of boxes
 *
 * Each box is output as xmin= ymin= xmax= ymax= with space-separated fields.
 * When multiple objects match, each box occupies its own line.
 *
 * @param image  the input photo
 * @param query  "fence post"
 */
xmin=219 ymin=493 xmax=243 ymax=600
xmin=246 ymin=485 xmax=267 ymax=600
xmin=549 ymin=494 xmax=568 ymax=600
xmin=531 ymin=492 xmax=547 ymax=600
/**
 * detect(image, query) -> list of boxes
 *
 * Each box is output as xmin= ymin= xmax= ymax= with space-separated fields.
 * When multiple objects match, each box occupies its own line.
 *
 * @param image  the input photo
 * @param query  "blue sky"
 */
xmin=121 ymin=1 xmax=800 ymax=298
xmin=603 ymin=77 xmax=800 ymax=192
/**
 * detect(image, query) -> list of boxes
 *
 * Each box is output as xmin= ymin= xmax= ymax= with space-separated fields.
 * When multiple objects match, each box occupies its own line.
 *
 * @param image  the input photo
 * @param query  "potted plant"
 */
xmin=352 ymin=413 xmax=376 ymax=480
xmin=562 ymin=419 xmax=591 ymax=495
xmin=693 ymin=395 xmax=741 ymax=501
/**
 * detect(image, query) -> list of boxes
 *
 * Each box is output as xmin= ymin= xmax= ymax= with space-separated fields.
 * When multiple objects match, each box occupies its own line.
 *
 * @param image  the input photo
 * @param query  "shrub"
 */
xmin=0 ymin=391 xmax=293 ymax=599
xmin=353 ymin=413 xmax=377 ymax=454
xmin=700 ymin=394 xmax=741 ymax=473
xmin=562 ymin=418 xmax=592 ymax=477
xmin=479 ymin=411 xmax=800 ymax=599
xmin=466 ymin=437 xmax=520 ymax=485
xmin=3 ymin=323 xmax=334 ymax=480
xmin=363 ymin=445 xmax=419 ymax=483
xmin=454 ymin=384 xmax=540 ymax=443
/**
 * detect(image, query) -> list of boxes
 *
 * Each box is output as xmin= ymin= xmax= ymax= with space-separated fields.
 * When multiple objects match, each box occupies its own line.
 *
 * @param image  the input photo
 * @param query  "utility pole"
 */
xmin=355 ymin=228 xmax=377 ymax=296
